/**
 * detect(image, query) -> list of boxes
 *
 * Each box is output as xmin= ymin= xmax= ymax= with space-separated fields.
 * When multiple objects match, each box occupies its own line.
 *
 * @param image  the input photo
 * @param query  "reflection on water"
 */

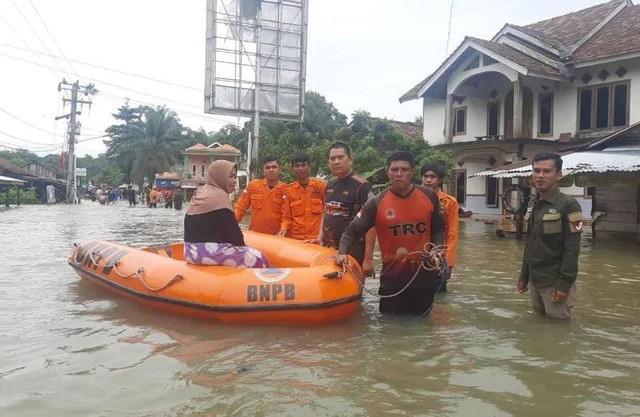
xmin=1 ymin=203 xmax=640 ymax=416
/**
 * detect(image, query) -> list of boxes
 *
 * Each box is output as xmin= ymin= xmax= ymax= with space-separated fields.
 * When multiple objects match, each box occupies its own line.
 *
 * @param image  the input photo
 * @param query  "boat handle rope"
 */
xmin=84 ymin=250 xmax=184 ymax=292
xmin=341 ymin=243 xmax=449 ymax=299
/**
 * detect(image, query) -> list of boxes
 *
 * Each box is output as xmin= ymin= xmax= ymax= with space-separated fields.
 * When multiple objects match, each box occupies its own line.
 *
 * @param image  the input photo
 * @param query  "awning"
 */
xmin=472 ymin=150 xmax=640 ymax=178
xmin=0 ymin=175 xmax=26 ymax=185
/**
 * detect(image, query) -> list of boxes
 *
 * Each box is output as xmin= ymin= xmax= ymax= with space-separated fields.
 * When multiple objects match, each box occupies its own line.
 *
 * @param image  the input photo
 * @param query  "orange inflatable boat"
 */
xmin=68 ymin=231 xmax=364 ymax=325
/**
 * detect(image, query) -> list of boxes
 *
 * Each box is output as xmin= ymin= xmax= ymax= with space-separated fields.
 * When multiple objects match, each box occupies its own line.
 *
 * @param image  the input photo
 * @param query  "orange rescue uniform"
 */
xmin=438 ymin=190 xmax=459 ymax=268
xmin=234 ymin=179 xmax=286 ymax=235
xmin=281 ymin=178 xmax=326 ymax=240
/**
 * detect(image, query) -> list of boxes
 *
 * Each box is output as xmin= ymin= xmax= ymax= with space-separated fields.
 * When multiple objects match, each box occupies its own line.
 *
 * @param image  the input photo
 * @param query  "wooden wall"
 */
xmin=592 ymin=180 xmax=640 ymax=242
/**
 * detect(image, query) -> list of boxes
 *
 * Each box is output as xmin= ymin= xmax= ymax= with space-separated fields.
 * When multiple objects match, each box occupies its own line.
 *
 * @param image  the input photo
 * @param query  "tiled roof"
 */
xmin=185 ymin=143 xmax=208 ymax=151
xmin=508 ymin=24 xmax=567 ymax=50
xmin=400 ymin=1 xmax=638 ymax=103
xmin=389 ymin=121 xmax=423 ymax=139
xmin=523 ymin=0 xmax=623 ymax=47
xmin=574 ymin=4 xmax=640 ymax=61
xmin=213 ymin=144 xmax=241 ymax=154
xmin=399 ymin=74 xmax=434 ymax=103
xmin=0 ymin=157 xmax=31 ymax=176
xmin=399 ymin=37 xmax=560 ymax=102
xmin=469 ymin=37 xmax=561 ymax=75
xmin=399 ymin=37 xmax=473 ymax=103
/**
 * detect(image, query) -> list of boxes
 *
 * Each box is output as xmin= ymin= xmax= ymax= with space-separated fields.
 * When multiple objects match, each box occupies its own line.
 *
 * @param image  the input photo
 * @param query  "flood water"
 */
xmin=1 ymin=202 xmax=640 ymax=417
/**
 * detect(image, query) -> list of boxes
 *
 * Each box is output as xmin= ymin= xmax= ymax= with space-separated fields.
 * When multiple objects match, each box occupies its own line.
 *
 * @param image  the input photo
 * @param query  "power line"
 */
xmin=0 ymin=41 xmax=199 ymax=91
xmin=0 ymin=140 xmax=63 ymax=153
xmin=0 ymin=107 xmax=58 ymax=136
xmin=0 ymin=51 xmax=204 ymax=111
xmin=0 ymin=141 xmax=22 ymax=151
xmin=0 ymin=51 xmax=242 ymax=142
xmin=13 ymin=50 xmax=207 ymax=113
xmin=78 ymin=134 xmax=108 ymax=143
xmin=0 ymin=8 xmax=60 ymax=79
xmin=11 ymin=0 xmax=68 ymax=75
xmin=0 ymin=131 xmax=66 ymax=153
xmin=27 ymin=0 xmax=80 ymax=77
xmin=98 ymin=91 xmax=240 ymax=126
xmin=0 ymin=128 xmax=63 ymax=148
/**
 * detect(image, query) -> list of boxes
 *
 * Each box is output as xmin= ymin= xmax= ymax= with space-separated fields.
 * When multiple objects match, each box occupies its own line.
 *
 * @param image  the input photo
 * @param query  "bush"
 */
xmin=0 ymin=186 xmax=41 ymax=205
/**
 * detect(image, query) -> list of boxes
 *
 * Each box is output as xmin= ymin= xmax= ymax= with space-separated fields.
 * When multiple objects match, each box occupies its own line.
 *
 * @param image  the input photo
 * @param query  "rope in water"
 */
xmin=343 ymin=242 xmax=449 ymax=299
xmin=86 ymin=251 xmax=182 ymax=292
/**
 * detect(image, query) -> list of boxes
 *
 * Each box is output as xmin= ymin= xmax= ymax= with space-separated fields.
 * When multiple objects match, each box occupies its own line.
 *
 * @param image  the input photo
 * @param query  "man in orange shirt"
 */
xmin=149 ymin=186 xmax=160 ymax=208
xmin=421 ymin=162 xmax=459 ymax=292
xmin=235 ymin=157 xmax=286 ymax=234
xmin=278 ymin=152 xmax=326 ymax=240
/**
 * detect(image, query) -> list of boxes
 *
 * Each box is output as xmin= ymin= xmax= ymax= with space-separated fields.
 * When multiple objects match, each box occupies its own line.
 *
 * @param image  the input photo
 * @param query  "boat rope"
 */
xmin=344 ymin=243 xmax=449 ymax=299
xmin=86 ymin=251 xmax=183 ymax=292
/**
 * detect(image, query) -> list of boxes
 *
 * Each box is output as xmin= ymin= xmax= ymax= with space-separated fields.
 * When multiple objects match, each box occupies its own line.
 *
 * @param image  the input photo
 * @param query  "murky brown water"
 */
xmin=1 ymin=203 xmax=640 ymax=417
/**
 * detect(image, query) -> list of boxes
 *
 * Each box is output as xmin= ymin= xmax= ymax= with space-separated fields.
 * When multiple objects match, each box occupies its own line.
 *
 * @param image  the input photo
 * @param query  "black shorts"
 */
xmin=378 ymin=271 xmax=441 ymax=315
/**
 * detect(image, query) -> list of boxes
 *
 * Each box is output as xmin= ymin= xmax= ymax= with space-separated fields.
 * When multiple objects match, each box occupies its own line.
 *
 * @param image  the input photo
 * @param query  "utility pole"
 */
xmin=56 ymin=79 xmax=97 ymax=203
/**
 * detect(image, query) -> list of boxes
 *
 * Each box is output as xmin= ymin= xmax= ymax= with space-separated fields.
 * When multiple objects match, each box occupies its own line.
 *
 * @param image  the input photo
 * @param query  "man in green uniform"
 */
xmin=517 ymin=152 xmax=584 ymax=319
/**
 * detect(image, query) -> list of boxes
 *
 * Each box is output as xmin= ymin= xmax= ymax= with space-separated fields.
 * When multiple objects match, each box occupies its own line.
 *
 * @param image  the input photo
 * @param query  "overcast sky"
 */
xmin=0 ymin=0 xmax=606 ymax=157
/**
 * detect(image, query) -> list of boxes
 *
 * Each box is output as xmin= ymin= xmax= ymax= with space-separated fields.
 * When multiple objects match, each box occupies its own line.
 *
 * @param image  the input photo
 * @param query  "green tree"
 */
xmin=0 ymin=149 xmax=38 ymax=168
xmin=0 ymin=186 xmax=40 ymax=205
xmin=104 ymin=105 xmax=183 ymax=185
xmin=77 ymin=154 xmax=124 ymax=187
xmin=103 ymin=103 xmax=147 ymax=183
xmin=211 ymin=124 xmax=247 ymax=155
xmin=303 ymin=91 xmax=347 ymax=138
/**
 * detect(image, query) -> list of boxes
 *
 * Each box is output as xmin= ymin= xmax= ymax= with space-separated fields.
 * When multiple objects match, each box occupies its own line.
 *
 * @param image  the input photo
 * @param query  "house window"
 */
xmin=579 ymin=90 xmax=592 ymax=130
xmin=192 ymin=164 xmax=196 ymax=176
xmin=538 ymin=93 xmax=553 ymax=136
xmin=578 ymin=82 xmax=629 ymax=131
xmin=454 ymin=107 xmax=467 ymax=135
xmin=613 ymin=84 xmax=628 ymax=127
xmin=486 ymin=176 xmax=499 ymax=207
xmin=201 ymin=165 xmax=206 ymax=177
xmin=455 ymin=169 xmax=466 ymax=205
xmin=584 ymin=187 xmax=596 ymax=199
xmin=487 ymin=102 xmax=500 ymax=137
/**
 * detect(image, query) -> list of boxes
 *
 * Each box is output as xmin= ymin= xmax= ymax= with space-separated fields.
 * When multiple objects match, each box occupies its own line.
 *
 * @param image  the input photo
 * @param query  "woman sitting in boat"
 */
xmin=184 ymin=160 xmax=270 ymax=268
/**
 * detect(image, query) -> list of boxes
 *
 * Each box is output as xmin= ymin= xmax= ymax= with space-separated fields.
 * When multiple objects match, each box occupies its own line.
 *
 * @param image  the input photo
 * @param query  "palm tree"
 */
xmin=105 ymin=106 xmax=183 ymax=185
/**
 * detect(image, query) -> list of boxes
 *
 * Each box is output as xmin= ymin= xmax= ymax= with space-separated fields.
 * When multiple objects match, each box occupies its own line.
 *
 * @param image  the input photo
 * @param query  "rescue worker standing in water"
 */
xmin=517 ymin=152 xmax=583 ymax=319
xmin=235 ymin=156 xmax=286 ymax=234
xmin=421 ymin=162 xmax=459 ymax=292
xmin=279 ymin=153 xmax=326 ymax=240
xmin=337 ymin=151 xmax=446 ymax=315
xmin=309 ymin=142 xmax=376 ymax=278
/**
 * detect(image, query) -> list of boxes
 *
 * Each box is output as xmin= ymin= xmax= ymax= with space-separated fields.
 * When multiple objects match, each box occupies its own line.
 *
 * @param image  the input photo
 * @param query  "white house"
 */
xmin=400 ymin=0 xmax=640 ymax=218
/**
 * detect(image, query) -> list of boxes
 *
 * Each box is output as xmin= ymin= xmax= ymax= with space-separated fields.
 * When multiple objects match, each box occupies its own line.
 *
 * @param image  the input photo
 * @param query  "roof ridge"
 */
xmin=523 ymin=0 xmax=623 ymax=30
xmin=468 ymin=37 xmax=559 ymax=70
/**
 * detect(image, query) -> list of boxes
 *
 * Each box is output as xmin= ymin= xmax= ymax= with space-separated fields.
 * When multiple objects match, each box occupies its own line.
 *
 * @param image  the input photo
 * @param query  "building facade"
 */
xmin=181 ymin=142 xmax=242 ymax=199
xmin=401 ymin=0 xmax=640 ymax=217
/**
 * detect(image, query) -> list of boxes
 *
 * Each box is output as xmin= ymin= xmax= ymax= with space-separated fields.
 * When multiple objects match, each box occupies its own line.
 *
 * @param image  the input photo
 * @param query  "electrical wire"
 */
xmin=0 ymin=129 xmax=63 ymax=148
xmin=0 ymin=9 xmax=60 ymax=78
xmin=0 ymin=41 xmax=199 ymax=91
xmin=0 ymin=107 xmax=59 ymax=136
xmin=77 ymin=134 xmax=108 ymax=143
xmin=0 ymin=51 xmax=242 ymax=126
xmin=27 ymin=0 xmax=80 ymax=77
xmin=11 ymin=0 xmax=68 ymax=75
xmin=0 ymin=138 xmax=62 ymax=153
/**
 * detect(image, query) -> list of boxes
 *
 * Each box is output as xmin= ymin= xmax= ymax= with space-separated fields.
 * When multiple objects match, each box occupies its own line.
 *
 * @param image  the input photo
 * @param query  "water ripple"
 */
xmin=1 ymin=205 xmax=640 ymax=416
